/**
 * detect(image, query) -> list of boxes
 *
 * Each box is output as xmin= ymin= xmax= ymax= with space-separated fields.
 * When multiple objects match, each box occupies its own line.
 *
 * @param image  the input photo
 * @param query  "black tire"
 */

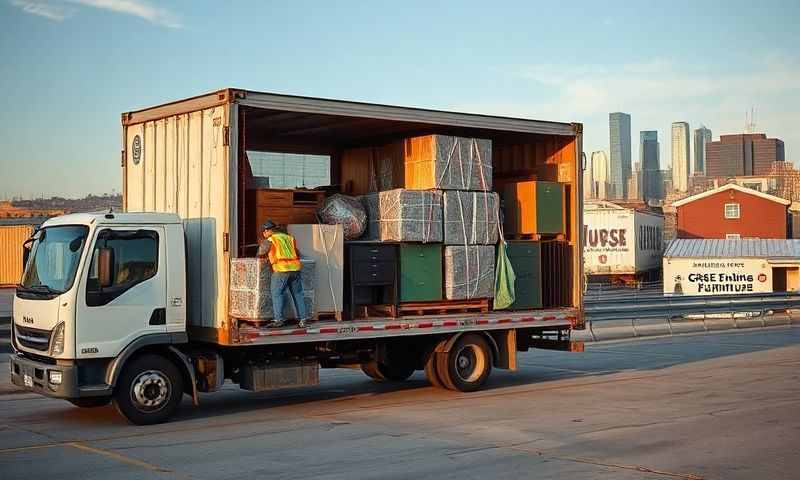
xmin=361 ymin=361 xmax=386 ymax=381
xmin=436 ymin=334 xmax=492 ymax=392
xmin=424 ymin=352 xmax=444 ymax=388
xmin=69 ymin=397 xmax=111 ymax=408
xmin=112 ymin=354 xmax=184 ymax=425
xmin=361 ymin=361 xmax=415 ymax=382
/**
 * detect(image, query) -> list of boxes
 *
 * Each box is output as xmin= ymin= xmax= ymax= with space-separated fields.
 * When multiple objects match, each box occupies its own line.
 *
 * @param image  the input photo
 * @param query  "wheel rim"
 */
xmin=130 ymin=370 xmax=172 ymax=413
xmin=454 ymin=345 xmax=486 ymax=383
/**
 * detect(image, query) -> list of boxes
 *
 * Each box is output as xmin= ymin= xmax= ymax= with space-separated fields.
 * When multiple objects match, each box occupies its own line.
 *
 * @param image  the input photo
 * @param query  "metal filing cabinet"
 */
xmin=507 ymin=241 xmax=543 ymax=309
xmin=346 ymin=243 xmax=399 ymax=318
xmin=399 ymin=244 xmax=443 ymax=302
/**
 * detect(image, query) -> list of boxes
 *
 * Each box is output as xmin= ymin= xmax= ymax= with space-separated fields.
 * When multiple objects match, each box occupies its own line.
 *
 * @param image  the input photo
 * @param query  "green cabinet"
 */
xmin=400 ymin=244 xmax=442 ymax=302
xmin=502 ymin=181 xmax=564 ymax=235
xmin=507 ymin=241 xmax=542 ymax=309
xmin=536 ymin=182 xmax=564 ymax=234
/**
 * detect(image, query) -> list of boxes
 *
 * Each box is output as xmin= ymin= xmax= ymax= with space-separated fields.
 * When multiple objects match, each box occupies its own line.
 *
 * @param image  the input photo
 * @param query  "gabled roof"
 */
xmin=665 ymin=239 xmax=800 ymax=259
xmin=672 ymin=183 xmax=790 ymax=207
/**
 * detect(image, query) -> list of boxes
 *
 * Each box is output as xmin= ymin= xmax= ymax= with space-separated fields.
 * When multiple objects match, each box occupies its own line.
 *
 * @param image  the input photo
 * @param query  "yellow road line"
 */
xmin=0 ymin=443 xmax=65 ymax=454
xmin=67 ymin=442 xmax=176 ymax=474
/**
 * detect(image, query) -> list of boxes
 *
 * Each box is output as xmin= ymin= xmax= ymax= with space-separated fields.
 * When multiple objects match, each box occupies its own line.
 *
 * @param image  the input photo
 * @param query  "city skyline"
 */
xmin=1 ymin=1 xmax=798 ymax=197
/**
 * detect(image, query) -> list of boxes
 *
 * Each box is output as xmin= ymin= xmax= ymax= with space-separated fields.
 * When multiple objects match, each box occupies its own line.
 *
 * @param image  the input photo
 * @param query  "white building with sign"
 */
xmin=663 ymin=239 xmax=800 ymax=295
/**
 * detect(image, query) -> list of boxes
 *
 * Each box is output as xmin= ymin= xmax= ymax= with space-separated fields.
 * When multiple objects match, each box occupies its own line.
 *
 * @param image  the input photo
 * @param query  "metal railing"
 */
xmin=585 ymin=291 xmax=800 ymax=322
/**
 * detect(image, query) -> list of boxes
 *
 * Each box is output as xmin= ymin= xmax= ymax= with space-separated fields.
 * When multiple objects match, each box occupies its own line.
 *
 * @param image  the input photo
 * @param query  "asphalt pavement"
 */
xmin=1 ymin=327 xmax=798 ymax=480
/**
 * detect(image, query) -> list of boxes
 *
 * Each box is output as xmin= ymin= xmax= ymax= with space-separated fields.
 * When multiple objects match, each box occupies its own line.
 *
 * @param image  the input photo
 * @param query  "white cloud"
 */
xmin=68 ymin=0 xmax=182 ymax=28
xmin=9 ymin=0 xmax=182 ymax=28
xmin=10 ymin=0 xmax=72 ymax=21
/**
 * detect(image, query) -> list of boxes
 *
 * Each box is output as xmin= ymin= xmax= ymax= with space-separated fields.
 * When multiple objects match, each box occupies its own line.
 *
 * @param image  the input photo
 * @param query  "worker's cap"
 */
xmin=261 ymin=220 xmax=278 ymax=230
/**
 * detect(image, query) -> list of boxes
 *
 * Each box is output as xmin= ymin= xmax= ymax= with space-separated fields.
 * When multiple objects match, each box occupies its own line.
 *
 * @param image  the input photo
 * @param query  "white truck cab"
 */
xmin=10 ymin=212 xmax=192 ymax=422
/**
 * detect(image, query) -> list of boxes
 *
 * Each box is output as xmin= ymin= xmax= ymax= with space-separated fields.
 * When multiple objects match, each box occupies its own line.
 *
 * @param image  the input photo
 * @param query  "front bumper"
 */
xmin=9 ymin=353 xmax=111 ymax=399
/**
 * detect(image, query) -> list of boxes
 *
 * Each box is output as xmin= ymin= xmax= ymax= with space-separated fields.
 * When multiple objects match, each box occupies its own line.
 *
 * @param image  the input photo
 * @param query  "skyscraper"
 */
xmin=609 ymin=112 xmax=632 ymax=199
xmin=705 ymin=133 xmax=785 ymax=177
xmin=583 ymin=153 xmax=593 ymax=200
xmin=640 ymin=130 xmax=660 ymax=202
xmin=671 ymin=122 xmax=690 ymax=192
xmin=589 ymin=151 xmax=610 ymax=199
xmin=693 ymin=126 xmax=712 ymax=175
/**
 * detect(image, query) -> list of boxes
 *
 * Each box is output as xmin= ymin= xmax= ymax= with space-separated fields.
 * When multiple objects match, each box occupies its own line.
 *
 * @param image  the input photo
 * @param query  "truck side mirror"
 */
xmin=98 ymin=248 xmax=115 ymax=289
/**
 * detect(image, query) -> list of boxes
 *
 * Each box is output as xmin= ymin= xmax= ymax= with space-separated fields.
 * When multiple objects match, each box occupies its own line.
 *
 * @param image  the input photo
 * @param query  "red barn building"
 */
xmin=673 ymin=183 xmax=790 ymax=239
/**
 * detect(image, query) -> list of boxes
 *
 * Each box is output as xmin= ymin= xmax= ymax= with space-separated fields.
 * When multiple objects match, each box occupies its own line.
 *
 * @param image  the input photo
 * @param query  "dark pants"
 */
xmin=271 ymin=270 xmax=308 ymax=322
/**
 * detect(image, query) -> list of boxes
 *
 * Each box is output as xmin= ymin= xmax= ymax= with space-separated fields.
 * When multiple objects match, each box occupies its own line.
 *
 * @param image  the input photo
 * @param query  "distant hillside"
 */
xmin=6 ymin=194 xmax=122 ymax=216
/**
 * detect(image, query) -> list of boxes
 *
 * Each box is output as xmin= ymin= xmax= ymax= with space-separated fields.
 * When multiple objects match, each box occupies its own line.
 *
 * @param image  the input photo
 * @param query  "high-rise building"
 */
xmin=671 ymin=122 xmax=690 ymax=192
xmin=588 ymin=151 xmax=610 ymax=199
xmin=640 ymin=130 xmax=660 ymax=202
xmin=609 ymin=112 xmax=632 ymax=199
xmin=705 ymin=133 xmax=785 ymax=177
xmin=693 ymin=126 xmax=712 ymax=175
xmin=627 ymin=163 xmax=642 ymax=200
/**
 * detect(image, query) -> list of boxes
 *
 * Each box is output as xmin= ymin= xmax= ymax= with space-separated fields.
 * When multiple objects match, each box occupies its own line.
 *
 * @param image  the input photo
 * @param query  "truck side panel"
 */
xmin=124 ymin=105 xmax=231 ymax=331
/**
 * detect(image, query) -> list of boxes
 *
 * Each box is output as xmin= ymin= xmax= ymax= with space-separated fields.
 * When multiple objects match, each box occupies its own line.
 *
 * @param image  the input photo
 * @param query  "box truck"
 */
xmin=583 ymin=200 xmax=663 ymax=284
xmin=10 ymin=89 xmax=584 ymax=424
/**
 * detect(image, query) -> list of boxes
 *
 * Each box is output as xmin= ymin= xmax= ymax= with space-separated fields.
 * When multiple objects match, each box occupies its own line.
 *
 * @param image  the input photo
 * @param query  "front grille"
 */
xmin=15 ymin=325 xmax=51 ymax=352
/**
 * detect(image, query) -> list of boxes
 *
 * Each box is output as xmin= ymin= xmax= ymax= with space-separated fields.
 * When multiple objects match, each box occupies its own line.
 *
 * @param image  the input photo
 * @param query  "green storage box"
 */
xmin=502 ymin=181 xmax=564 ymax=235
xmin=400 ymin=244 xmax=443 ymax=302
xmin=507 ymin=241 xmax=542 ymax=309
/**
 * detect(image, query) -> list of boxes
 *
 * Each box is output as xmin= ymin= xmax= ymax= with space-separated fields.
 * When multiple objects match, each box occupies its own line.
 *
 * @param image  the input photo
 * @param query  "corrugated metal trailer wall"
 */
xmin=0 ymin=225 xmax=34 ymax=286
xmin=123 ymin=104 xmax=232 ymax=331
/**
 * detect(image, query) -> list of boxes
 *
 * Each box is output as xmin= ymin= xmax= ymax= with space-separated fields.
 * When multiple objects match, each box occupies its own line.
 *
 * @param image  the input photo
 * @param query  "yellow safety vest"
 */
xmin=267 ymin=232 xmax=301 ymax=272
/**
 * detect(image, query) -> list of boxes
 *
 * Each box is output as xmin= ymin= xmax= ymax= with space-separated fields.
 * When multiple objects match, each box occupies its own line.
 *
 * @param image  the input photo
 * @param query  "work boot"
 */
xmin=268 ymin=319 xmax=285 ymax=328
xmin=297 ymin=319 xmax=310 ymax=328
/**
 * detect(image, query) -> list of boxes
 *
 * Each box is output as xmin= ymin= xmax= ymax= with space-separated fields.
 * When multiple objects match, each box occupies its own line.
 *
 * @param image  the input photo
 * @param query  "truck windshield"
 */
xmin=19 ymin=225 xmax=89 ymax=297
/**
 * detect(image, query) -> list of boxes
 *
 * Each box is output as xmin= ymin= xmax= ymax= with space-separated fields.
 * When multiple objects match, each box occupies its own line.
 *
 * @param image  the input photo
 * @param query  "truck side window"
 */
xmin=86 ymin=229 xmax=159 ymax=307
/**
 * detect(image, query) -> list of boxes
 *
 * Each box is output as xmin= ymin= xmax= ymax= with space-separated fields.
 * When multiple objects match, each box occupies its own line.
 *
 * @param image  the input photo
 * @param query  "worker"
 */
xmin=257 ymin=220 xmax=310 ymax=328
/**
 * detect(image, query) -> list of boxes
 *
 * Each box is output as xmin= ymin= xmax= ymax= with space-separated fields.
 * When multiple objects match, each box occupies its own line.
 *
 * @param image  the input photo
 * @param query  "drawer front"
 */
xmin=507 ymin=241 xmax=541 ymax=259
xmin=400 ymin=244 xmax=442 ymax=302
xmin=352 ymin=261 xmax=396 ymax=284
xmin=350 ymin=244 xmax=397 ymax=263
xmin=256 ymin=190 xmax=293 ymax=208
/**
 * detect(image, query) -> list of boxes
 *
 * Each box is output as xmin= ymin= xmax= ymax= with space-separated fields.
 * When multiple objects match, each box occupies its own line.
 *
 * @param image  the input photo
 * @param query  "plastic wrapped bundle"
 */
xmin=361 ymin=189 xmax=443 ymax=242
xmin=443 ymin=191 xmax=500 ymax=245
xmin=444 ymin=246 xmax=495 ymax=300
xmin=230 ymin=258 xmax=316 ymax=320
xmin=317 ymin=194 xmax=367 ymax=240
xmin=404 ymin=135 xmax=493 ymax=191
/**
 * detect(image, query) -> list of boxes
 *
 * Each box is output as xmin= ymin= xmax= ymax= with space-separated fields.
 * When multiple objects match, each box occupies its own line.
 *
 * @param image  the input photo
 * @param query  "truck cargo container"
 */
xmin=583 ymin=200 xmax=663 ymax=284
xmin=10 ymin=89 xmax=584 ymax=424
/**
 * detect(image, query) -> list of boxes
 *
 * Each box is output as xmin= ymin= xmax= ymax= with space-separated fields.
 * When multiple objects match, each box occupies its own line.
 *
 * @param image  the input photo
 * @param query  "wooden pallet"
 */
xmin=507 ymin=232 xmax=566 ymax=241
xmin=398 ymin=298 xmax=490 ymax=316
xmin=316 ymin=311 xmax=344 ymax=322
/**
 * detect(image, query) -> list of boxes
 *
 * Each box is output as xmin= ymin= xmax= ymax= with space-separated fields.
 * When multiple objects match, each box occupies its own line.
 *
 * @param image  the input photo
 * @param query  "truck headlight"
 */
xmin=49 ymin=370 xmax=63 ymax=385
xmin=50 ymin=322 xmax=65 ymax=356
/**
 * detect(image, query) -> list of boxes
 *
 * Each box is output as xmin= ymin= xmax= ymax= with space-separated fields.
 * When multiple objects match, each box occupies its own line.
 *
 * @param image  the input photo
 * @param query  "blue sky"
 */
xmin=1 ymin=0 xmax=798 ymax=198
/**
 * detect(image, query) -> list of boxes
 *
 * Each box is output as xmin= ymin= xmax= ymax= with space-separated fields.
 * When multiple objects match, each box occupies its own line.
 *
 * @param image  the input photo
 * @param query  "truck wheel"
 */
xmin=69 ymin=397 xmax=111 ymax=408
xmin=361 ymin=361 xmax=415 ymax=382
xmin=436 ymin=334 xmax=492 ymax=392
xmin=424 ymin=352 xmax=443 ymax=388
xmin=113 ymin=354 xmax=184 ymax=425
